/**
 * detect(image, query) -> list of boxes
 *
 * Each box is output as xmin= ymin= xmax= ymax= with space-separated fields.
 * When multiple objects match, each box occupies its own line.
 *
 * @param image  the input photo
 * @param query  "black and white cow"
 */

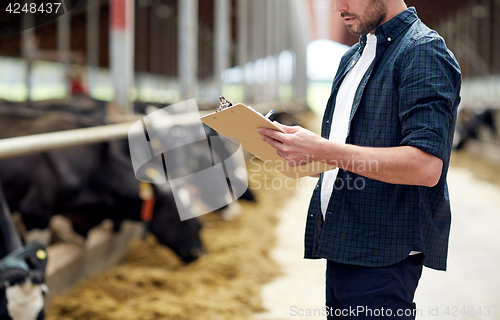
xmin=0 ymin=245 xmax=48 ymax=320
xmin=454 ymin=109 xmax=497 ymax=149
xmin=0 ymin=107 xmax=204 ymax=263
xmin=140 ymin=104 xmax=256 ymax=220
xmin=1 ymin=184 xmax=47 ymax=320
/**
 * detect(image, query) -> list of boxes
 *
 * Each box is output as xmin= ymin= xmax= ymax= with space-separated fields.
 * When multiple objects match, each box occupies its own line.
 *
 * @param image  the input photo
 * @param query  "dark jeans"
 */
xmin=326 ymin=254 xmax=424 ymax=319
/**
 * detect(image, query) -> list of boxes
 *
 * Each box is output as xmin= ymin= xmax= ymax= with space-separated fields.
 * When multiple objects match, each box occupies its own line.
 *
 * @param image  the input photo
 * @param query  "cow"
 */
xmin=0 ymin=243 xmax=48 ymax=320
xmin=454 ymin=108 xmax=497 ymax=149
xmin=0 ymin=107 xmax=204 ymax=263
xmin=141 ymin=105 xmax=256 ymax=220
xmin=0 ymin=97 xmax=108 ymax=124
xmin=1 ymin=183 xmax=48 ymax=320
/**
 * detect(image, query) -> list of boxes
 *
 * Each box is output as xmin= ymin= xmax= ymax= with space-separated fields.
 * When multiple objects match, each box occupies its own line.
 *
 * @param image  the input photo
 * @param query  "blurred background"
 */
xmin=1 ymin=0 xmax=499 ymax=153
xmin=1 ymin=1 xmax=500 ymax=319
xmin=0 ymin=0 xmax=498 ymax=118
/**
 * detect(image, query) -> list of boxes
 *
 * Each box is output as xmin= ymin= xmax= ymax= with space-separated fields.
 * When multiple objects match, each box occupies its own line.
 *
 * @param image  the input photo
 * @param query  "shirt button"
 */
xmin=352 ymin=60 xmax=356 ymax=65
xmin=388 ymin=37 xmax=392 ymax=42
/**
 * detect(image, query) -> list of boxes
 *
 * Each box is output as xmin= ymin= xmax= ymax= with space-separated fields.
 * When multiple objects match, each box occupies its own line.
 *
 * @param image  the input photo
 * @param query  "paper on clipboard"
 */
xmin=200 ymin=103 xmax=335 ymax=179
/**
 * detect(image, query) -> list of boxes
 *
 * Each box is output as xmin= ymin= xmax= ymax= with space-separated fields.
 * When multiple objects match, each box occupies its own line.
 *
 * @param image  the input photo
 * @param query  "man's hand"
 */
xmin=257 ymin=122 xmax=326 ymax=167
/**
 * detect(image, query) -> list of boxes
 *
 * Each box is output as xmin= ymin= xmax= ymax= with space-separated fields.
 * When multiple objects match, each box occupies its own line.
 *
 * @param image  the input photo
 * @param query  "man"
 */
xmin=258 ymin=0 xmax=461 ymax=319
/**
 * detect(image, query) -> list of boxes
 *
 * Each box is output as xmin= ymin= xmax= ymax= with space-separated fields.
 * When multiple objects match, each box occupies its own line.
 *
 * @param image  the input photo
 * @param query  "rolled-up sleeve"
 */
xmin=398 ymin=36 xmax=462 ymax=162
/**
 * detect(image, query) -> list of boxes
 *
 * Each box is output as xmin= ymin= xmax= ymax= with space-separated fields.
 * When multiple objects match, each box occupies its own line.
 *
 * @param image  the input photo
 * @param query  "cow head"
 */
xmin=147 ymin=186 xmax=204 ymax=263
xmin=0 ymin=244 xmax=48 ymax=320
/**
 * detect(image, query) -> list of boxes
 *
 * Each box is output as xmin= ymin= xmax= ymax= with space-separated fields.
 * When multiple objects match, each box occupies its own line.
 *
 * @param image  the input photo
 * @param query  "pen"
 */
xmin=264 ymin=109 xmax=274 ymax=119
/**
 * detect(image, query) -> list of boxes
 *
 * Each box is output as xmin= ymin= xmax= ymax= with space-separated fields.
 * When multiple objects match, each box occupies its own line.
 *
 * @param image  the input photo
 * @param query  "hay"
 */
xmin=450 ymin=150 xmax=500 ymax=188
xmin=46 ymin=159 xmax=296 ymax=320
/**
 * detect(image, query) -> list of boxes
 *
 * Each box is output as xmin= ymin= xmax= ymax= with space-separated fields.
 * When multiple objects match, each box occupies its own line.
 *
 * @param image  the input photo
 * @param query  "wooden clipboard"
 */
xmin=200 ymin=103 xmax=335 ymax=179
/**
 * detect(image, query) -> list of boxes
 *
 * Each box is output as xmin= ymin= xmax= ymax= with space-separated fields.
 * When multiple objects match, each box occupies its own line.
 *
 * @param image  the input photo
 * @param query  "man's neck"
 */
xmin=370 ymin=1 xmax=408 ymax=34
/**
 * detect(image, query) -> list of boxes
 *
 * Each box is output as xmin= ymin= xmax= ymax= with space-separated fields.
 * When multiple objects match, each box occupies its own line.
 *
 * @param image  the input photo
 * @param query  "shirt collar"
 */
xmin=359 ymin=7 xmax=418 ymax=49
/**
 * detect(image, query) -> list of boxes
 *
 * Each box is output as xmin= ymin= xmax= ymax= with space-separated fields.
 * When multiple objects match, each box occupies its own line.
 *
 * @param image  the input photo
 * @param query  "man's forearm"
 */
xmin=257 ymin=124 xmax=443 ymax=187
xmin=318 ymin=140 xmax=443 ymax=187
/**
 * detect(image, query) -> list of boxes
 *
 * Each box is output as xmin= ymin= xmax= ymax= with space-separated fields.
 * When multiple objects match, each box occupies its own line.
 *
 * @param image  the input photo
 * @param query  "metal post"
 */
xmin=87 ymin=0 xmax=100 ymax=97
xmin=494 ymin=0 xmax=500 ymax=73
xmin=86 ymin=0 xmax=100 ymax=68
xmin=21 ymin=12 xmax=35 ymax=101
xmin=178 ymin=0 xmax=198 ymax=100
xmin=110 ymin=0 xmax=135 ymax=114
xmin=290 ymin=0 xmax=309 ymax=106
xmin=454 ymin=7 xmax=461 ymax=70
xmin=315 ymin=0 xmax=331 ymax=39
xmin=266 ymin=0 xmax=279 ymax=101
xmin=483 ymin=0 xmax=491 ymax=72
xmin=215 ymin=0 xmax=231 ymax=95
xmin=276 ymin=0 xmax=287 ymax=100
xmin=251 ymin=0 xmax=265 ymax=101
xmin=150 ymin=1 xmax=160 ymax=75
xmin=471 ymin=0 xmax=479 ymax=76
xmin=273 ymin=0 xmax=281 ymax=101
xmin=58 ymin=0 xmax=71 ymax=93
xmin=135 ymin=0 xmax=149 ymax=73
xmin=57 ymin=3 xmax=71 ymax=57
xmin=463 ymin=4 xmax=470 ymax=77
xmin=237 ymin=0 xmax=250 ymax=102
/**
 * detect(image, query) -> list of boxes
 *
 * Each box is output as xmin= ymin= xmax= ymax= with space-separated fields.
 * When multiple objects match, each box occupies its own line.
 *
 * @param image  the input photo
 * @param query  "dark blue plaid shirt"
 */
xmin=304 ymin=7 xmax=461 ymax=271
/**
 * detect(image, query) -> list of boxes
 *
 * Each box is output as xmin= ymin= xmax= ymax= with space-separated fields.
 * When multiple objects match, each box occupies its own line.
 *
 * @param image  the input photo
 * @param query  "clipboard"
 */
xmin=200 ymin=98 xmax=335 ymax=179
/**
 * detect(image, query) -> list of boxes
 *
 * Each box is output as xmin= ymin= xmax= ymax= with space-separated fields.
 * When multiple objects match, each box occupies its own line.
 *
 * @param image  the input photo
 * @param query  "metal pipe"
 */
xmin=178 ymin=0 xmax=198 ymax=100
xmin=86 ymin=0 xmax=100 ymax=68
xmin=0 ymin=97 xmax=291 ymax=160
xmin=290 ymin=0 xmax=309 ymax=106
xmin=110 ymin=0 xmax=135 ymax=114
xmin=0 ymin=112 xmax=204 ymax=160
xmin=21 ymin=10 xmax=35 ymax=102
xmin=237 ymin=0 xmax=250 ymax=102
xmin=57 ymin=2 xmax=71 ymax=63
xmin=494 ymin=0 xmax=500 ymax=73
xmin=215 ymin=0 xmax=231 ymax=94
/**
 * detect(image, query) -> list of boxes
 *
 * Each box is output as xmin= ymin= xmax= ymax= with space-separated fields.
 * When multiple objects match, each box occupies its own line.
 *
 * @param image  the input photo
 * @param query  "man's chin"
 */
xmin=346 ymin=26 xmax=364 ymax=36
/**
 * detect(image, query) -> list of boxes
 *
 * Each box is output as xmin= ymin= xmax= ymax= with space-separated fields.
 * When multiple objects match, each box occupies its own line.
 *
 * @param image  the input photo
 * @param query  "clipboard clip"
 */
xmin=217 ymin=96 xmax=232 ymax=112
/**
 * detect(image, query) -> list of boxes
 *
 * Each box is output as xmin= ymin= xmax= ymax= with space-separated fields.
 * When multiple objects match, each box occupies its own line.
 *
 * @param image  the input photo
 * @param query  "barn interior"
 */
xmin=1 ymin=0 xmax=500 ymax=319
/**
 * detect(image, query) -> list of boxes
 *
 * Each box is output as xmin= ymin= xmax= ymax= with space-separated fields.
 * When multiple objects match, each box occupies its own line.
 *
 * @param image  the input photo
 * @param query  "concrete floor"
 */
xmin=254 ymin=167 xmax=500 ymax=320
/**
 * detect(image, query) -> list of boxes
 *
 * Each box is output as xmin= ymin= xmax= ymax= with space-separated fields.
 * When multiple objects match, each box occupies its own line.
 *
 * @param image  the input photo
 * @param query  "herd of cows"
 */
xmin=0 ymin=97 xmax=256 ymax=320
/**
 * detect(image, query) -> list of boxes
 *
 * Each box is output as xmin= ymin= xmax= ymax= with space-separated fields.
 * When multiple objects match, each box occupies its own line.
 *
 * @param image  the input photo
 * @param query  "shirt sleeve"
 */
xmin=398 ymin=35 xmax=462 ymax=162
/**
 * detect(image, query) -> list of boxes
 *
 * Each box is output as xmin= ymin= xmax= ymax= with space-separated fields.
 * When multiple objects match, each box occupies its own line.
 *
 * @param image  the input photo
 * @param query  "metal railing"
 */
xmin=0 ymin=100 xmax=303 ymax=160
xmin=0 ymin=111 xmax=204 ymax=160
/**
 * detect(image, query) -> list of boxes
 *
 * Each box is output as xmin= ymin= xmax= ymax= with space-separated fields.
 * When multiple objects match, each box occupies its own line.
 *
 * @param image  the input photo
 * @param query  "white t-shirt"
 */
xmin=320 ymin=33 xmax=377 ymax=219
